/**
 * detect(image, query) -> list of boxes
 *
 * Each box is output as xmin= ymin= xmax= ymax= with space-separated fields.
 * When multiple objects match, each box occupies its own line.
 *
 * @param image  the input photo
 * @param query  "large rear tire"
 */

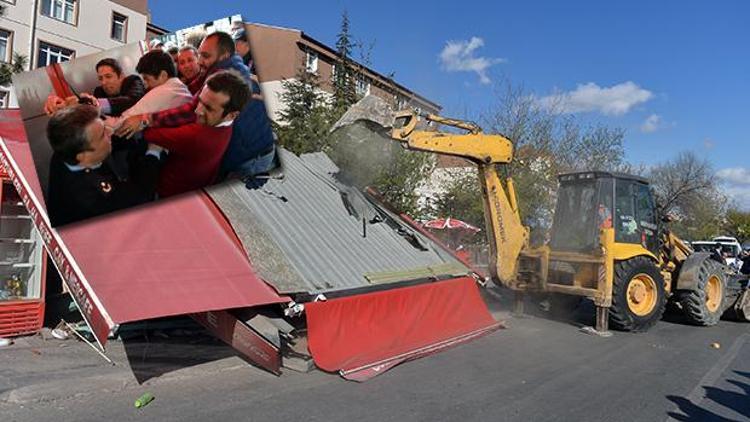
xmin=610 ymin=257 xmax=666 ymax=332
xmin=678 ymin=258 xmax=727 ymax=326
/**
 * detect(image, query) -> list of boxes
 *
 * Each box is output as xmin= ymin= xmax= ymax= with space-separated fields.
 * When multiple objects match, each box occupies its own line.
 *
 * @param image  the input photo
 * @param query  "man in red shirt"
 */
xmin=142 ymin=70 xmax=251 ymax=198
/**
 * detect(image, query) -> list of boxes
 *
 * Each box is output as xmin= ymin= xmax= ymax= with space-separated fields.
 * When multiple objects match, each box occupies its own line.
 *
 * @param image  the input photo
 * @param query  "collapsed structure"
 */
xmin=0 ymin=108 xmax=501 ymax=381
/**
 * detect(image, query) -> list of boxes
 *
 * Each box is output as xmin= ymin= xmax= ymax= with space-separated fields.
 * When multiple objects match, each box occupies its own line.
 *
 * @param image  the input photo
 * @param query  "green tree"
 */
xmin=274 ymin=67 xmax=333 ymax=155
xmin=429 ymin=168 xmax=486 ymax=235
xmin=0 ymin=53 xmax=28 ymax=86
xmin=723 ymin=208 xmax=750 ymax=243
xmin=331 ymin=10 xmax=357 ymax=118
xmin=372 ymin=147 xmax=434 ymax=218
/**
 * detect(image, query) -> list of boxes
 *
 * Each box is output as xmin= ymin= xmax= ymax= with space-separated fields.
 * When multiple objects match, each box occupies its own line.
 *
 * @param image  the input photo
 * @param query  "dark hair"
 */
xmin=205 ymin=70 xmax=250 ymax=116
xmin=167 ymin=46 xmax=179 ymax=55
xmin=135 ymin=50 xmax=177 ymax=79
xmin=95 ymin=58 xmax=123 ymax=76
xmin=205 ymin=32 xmax=235 ymax=57
xmin=47 ymin=105 xmax=100 ymax=165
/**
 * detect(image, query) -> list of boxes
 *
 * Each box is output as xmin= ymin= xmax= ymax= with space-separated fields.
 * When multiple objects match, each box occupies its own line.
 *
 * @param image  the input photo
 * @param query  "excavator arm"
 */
xmin=389 ymin=109 xmax=529 ymax=285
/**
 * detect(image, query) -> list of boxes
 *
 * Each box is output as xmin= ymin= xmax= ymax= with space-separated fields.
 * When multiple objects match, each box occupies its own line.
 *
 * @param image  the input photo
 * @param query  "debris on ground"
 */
xmin=134 ymin=392 xmax=155 ymax=409
xmin=0 ymin=337 xmax=12 ymax=347
xmin=711 ymin=342 xmax=721 ymax=349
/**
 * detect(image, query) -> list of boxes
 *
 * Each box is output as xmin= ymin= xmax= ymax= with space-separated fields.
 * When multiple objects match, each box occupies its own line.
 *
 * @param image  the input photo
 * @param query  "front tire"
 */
xmin=678 ymin=259 xmax=727 ymax=326
xmin=610 ymin=257 xmax=667 ymax=332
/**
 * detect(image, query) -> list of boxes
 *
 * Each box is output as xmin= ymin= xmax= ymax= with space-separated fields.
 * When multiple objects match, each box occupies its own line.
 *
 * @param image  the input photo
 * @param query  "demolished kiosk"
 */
xmin=0 ymin=105 xmax=501 ymax=381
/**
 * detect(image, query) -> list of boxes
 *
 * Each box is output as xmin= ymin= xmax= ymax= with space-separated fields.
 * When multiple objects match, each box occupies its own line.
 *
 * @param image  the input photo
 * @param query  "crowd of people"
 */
xmin=42 ymin=30 xmax=276 ymax=226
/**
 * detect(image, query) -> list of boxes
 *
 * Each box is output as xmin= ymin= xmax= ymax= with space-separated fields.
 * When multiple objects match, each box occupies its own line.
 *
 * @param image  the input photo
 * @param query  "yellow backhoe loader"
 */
xmin=338 ymin=97 xmax=749 ymax=332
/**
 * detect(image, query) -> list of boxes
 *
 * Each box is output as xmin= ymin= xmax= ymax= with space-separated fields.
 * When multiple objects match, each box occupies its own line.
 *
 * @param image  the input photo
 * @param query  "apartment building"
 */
xmin=0 ymin=0 xmax=149 ymax=107
xmin=245 ymin=23 xmax=441 ymax=122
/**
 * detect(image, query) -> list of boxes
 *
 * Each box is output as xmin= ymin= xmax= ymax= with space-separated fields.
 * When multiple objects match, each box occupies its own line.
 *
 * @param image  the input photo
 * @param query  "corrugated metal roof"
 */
xmin=207 ymin=149 xmax=469 ymax=296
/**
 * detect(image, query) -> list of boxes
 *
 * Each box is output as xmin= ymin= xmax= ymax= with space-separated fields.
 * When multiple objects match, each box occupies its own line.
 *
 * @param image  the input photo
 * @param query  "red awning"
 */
xmin=56 ymin=193 xmax=287 ymax=324
xmin=305 ymin=276 xmax=503 ymax=381
xmin=0 ymin=110 xmax=287 ymax=347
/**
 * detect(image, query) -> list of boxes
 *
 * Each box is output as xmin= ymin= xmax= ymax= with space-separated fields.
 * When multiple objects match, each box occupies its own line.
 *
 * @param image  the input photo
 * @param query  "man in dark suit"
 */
xmin=89 ymin=58 xmax=146 ymax=117
xmin=46 ymin=104 xmax=162 ymax=227
xmin=44 ymin=58 xmax=145 ymax=118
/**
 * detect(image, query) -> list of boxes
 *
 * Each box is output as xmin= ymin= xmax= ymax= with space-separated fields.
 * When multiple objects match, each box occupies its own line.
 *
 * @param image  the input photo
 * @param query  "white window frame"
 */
xmin=40 ymin=0 xmax=77 ymax=25
xmin=355 ymin=75 xmax=370 ymax=96
xmin=111 ymin=12 xmax=128 ymax=43
xmin=0 ymin=29 xmax=11 ymax=63
xmin=305 ymin=50 xmax=318 ymax=73
xmin=37 ymin=41 xmax=74 ymax=68
xmin=0 ymin=91 xmax=7 ymax=108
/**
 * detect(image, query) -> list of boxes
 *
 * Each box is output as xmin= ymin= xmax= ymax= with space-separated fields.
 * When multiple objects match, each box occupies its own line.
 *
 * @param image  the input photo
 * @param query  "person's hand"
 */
xmin=63 ymin=95 xmax=79 ymax=107
xmin=114 ymin=114 xmax=146 ymax=139
xmin=78 ymin=93 xmax=100 ymax=112
xmin=43 ymin=94 xmax=65 ymax=115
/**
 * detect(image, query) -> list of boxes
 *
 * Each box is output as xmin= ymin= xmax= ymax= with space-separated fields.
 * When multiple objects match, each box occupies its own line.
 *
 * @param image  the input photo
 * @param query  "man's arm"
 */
xmin=106 ymin=75 xmax=146 ymax=116
xmin=114 ymin=94 xmax=199 ymax=138
xmin=149 ymin=95 xmax=199 ymax=128
xmin=123 ymin=150 xmax=162 ymax=203
xmin=143 ymin=124 xmax=199 ymax=154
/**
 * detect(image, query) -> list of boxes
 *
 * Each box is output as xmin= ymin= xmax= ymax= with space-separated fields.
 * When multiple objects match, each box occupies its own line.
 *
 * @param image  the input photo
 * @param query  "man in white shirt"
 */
xmin=108 ymin=50 xmax=192 ymax=124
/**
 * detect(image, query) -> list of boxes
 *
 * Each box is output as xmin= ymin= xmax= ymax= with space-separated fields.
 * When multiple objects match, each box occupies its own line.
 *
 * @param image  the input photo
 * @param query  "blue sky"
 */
xmin=151 ymin=1 xmax=750 ymax=209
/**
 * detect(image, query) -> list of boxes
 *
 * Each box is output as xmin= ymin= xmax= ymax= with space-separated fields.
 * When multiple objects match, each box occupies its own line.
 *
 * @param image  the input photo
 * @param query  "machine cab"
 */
xmin=550 ymin=172 xmax=659 ymax=254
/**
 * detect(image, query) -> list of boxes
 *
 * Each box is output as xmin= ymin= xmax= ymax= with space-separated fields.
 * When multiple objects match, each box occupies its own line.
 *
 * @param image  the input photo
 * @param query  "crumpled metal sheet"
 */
xmin=206 ymin=149 xmax=467 ymax=295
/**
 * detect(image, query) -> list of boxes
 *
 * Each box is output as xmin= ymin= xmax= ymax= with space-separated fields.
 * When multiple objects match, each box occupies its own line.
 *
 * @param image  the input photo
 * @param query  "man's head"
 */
xmin=177 ymin=46 xmax=201 ymax=81
xmin=198 ymin=32 xmax=235 ymax=70
xmin=233 ymin=27 xmax=250 ymax=57
xmin=135 ymin=50 xmax=177 ymax=91
xmin=47 ymin=105 xmax=112 ymax=167
xmin=95 ymin=58 xmax=124 ymax=97
xmin=195 ymin=70 xmax=250 ymax=127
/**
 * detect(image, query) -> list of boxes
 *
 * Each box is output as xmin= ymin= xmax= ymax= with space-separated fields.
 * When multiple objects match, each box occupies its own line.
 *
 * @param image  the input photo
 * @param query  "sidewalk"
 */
xmin=0 ymin=329 xmax=267 ymax=405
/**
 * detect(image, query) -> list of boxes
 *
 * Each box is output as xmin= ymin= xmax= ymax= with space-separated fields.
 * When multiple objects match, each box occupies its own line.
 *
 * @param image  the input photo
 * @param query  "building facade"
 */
xmin=245 ymin=23 xmax=441 ymax=122
xmin=0 ymin=0 xmax=150 ymax=107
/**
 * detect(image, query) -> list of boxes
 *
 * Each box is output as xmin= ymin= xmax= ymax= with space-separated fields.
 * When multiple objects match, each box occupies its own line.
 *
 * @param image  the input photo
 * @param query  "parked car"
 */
xmin=691 ymin=237 xmax=743 ymax=271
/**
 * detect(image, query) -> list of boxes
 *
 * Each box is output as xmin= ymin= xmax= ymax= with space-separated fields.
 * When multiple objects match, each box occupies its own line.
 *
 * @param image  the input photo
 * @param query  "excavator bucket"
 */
xmin=327 ymin=96 xmax=402 ymax=189
xmin=330 ymin=95 xmax=396 ymax=132
xmin=726 ymin=283 xmax=750 ymax=321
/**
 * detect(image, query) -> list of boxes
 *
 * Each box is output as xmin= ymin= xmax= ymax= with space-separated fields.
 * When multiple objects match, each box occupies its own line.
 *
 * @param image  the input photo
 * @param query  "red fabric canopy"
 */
xmin=423 ymin=217 xmax=481 ymax=232
xmin=57 ymin=193 xmax=287 ymax=323
xmin=305 ymin=277 xmax=503 ymax=381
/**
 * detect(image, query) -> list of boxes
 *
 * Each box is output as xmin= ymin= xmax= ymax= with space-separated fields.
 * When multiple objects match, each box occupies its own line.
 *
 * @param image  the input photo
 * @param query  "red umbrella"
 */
xmin=422 ymin=218 xmax=481 ymax=233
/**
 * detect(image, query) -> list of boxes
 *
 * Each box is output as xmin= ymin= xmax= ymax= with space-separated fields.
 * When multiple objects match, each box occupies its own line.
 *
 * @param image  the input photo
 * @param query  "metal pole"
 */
xmin=29 ymin=0 xmax=39 ymax=69
xmin=595 ymin=306 xmax=609 ymax=332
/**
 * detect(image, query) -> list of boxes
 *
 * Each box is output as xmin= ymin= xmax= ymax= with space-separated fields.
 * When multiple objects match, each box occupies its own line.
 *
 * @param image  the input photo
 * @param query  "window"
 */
xmin=41 ymin=0 xmax=77 ymax=25
xmin=305 ymin=50 xmax=318 ymax=73
xmin=0 ymin=91 xmax=7 ymax=108
xmin=37 ymin=41 xmax=74 ymax=68
xmin=355 ymin=75 xmax=370 ymax=96
xmin=635 ymin=183 xmax=658 ymax=253
xmin=111 ymin=12 xmax=128 ymax=42
xmin=0 ymin=29 xmax=10 ymax=63
xmin=395 ymin=96 xmax=407 ymax=110
xmin=614 ymin=179 xmax=640 ymax=244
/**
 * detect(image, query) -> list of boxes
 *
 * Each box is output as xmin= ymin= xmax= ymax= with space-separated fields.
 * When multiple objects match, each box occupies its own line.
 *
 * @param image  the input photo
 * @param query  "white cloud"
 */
xmin=439 ymin=37 xmax=505 ymax=84
xmin=640 ymin=114 xmax=661 ymax=133
xmin=717 ymin=167 xmax=750 ymax=186
xmin=717 ymin=167 xmax=750 ymax=210
xmin=536 ymin=81 xmax=653 ymax=116
xmin=703 ymin=138 xmax=715 ymax=149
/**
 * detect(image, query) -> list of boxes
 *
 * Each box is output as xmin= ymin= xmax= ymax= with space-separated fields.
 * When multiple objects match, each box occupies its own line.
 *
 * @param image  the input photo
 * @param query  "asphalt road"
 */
xmin=1 ymin=291 xmax=749 ymax=422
